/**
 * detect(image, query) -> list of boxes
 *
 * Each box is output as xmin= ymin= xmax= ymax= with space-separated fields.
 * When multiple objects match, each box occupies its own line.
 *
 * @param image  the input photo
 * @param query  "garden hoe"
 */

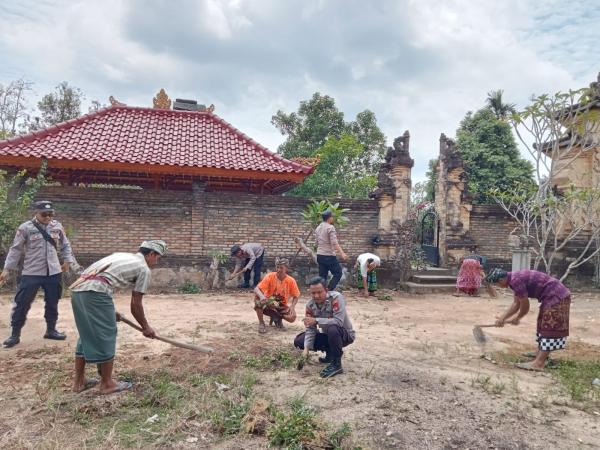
xmin=472 ymin=324 xmax=498 ymax=344
xmin=118 ymin=314 xmax=213 ymax=354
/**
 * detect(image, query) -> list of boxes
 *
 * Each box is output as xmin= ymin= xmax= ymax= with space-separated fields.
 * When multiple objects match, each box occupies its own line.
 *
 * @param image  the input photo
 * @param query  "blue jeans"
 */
xmin=317 ymin=255 xmax=342 ymax=290
xmin=243 ymin=253 xmax=264 ymax=287
xmin=9 ymin=273 xmax=62 ymax=329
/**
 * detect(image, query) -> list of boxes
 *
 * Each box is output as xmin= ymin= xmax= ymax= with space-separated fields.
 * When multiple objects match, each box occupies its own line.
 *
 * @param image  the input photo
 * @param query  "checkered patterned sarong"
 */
xmin=536 ymin=333 xmax=567 ymax=351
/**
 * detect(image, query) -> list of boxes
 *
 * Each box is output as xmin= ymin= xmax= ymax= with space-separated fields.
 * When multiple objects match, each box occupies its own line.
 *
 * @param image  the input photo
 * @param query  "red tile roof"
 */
xmin=0 ymin=106 xmax=313 ymax=179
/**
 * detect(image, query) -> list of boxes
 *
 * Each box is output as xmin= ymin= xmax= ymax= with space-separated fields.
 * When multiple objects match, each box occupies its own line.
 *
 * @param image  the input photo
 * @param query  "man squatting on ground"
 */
xmin=294 ymin=276 xmax=355 ymax=378
xmin=69 ymin=240 xmax=167 ymax=394
xmin=355 ymin=252 xmax=381 ymax=298
xmin=1 ymin=201 xmax=75 ymax=348
xmin=486 ymin=268 xmax=571 ymax=371
xmin=253 ymin=257 xmax=300 ymax=334
xmin=315 ymin=210 xmax=348 ymax=291
xmin=229 ymin=243 xmax=265 ymax=288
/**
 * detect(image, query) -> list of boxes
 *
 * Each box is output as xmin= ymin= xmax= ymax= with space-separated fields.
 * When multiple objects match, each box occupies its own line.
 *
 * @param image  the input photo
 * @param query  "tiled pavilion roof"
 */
xmin=0 ymin=103 xmax=313 ymax=193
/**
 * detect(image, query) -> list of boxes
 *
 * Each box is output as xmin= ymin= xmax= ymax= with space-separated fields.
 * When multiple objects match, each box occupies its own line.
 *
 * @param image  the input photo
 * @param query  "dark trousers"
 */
xmin=243 ymin=253 xmax=264 ymax=287
xmin=9 ymin=274 xmax=62 ymax=330
xmin=317 ymin=254 xmax=342 ymax=290
xmin=294 ymin=325 xmax=354 ymax=358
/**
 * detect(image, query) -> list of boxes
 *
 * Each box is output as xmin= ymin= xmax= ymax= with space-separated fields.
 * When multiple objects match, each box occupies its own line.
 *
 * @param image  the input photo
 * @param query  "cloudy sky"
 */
xmin=1 ymin=0 xmax=598 ymax=181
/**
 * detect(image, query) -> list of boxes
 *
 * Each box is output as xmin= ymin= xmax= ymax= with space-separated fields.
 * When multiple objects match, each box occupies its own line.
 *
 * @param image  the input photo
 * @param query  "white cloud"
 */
xmin=0 ymin=0 xmax=598 ymax=182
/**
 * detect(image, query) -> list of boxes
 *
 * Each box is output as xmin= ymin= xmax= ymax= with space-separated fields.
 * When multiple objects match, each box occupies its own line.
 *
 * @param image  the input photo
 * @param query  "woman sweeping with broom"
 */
xmin=485 ymin=268 xmax=571 ymax=371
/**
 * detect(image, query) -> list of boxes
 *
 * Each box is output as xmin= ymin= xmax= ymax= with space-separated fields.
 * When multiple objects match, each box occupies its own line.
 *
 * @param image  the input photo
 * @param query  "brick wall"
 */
xmin=35 ymin=186 xmax=380 ymax=270
xmin=469 ymin=205 xmax=516 ymax=268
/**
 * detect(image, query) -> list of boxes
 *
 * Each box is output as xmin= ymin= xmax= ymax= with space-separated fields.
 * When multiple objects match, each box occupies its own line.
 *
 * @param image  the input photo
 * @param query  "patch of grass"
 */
xmin=472 ymin=374 xmax=506 ymax=396
xmin=229 ymin=347 xmax=296 ymax=371
xmin=268 ymin=398 xmax=354 ymax=449
xmin=268 ymin=398 xmax=319 ymax=449
xmin=328 ymin=422 xmax=353 ymax=449
xmin=551 ymin=360 xmax=600 ymax=405
xmin=178 ymin=281 xmax=201 ymax=294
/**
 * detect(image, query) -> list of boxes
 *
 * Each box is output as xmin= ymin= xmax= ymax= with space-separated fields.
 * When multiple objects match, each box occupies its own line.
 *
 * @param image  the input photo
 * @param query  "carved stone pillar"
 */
xmin=369 ymin=130 xmax=414 ymax=259
xmin=435 ymin=134 xmax=475 ymax=266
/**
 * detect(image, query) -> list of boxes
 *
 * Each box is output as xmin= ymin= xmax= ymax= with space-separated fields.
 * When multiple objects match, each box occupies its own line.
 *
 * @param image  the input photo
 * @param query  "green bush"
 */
xmin=178 ymin=281 xmax=201 ymax=294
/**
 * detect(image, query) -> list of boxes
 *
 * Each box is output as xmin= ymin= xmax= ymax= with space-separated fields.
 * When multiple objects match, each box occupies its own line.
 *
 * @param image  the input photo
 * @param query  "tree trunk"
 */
xmin=209 ymin=257 xmax=221 ymax=289
xmin=294 ymin=237 xmax=317 ymax=264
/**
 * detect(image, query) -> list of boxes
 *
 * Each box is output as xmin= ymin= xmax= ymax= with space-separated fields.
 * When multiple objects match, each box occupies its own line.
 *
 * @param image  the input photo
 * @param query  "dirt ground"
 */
xmin=0 ymin=287 xmax=599 ymax=449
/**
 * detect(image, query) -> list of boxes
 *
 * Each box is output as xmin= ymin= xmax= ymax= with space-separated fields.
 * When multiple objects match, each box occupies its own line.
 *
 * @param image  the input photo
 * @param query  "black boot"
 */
xmin=44 ymin=324 xmax=66 ymax=340
xmin=318 ymin=351 xmax=332 ymax=364
xmin=320 ymin=356 xmax=343 ymax=378
xmin=3 ymin=328 xmax=21 ymax=348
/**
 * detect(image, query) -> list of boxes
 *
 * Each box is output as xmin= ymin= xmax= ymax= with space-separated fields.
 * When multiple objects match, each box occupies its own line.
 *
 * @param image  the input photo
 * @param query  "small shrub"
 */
xmin=178 ymin=281 xmax=201 ymax=294
xmin=268 ymin=398 xmax=318 ymax=448
xmin=328 ymin=422 xmax=352 ymax=449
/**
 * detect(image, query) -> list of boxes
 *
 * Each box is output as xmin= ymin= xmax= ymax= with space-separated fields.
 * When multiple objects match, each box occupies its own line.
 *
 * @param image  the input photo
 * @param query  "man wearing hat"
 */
xmin=228 ymin=243 xmax=265 ymax=288
xmin=69 ymin=240 xmax=166 ymax=394
xmin=253 ymin=257 xmax=300 ymax=334
xmin=0 ymin=200 xmax=75 ymax=348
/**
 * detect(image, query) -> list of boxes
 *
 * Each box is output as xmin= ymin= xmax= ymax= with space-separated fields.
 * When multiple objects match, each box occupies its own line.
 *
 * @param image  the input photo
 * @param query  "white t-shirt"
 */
xmin=356 ymin=253 xmax=381 ymax=277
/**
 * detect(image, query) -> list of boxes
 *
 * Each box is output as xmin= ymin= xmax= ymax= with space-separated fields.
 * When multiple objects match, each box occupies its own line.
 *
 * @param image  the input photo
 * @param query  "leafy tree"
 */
xmin=29 ymin=81 xmax=84 ymax=130
xmin=272 ymin=92 xmax=386 ymax=198
xmin=272 ymin=93 xmax=345 ymax=159
xmin=0 ymin=162 xmax=47 ymax=254
xmin=347 ymin=109 xmax=387 ymax=171
xmin=287 ymin=134 xmax=376 ymax=198
xmin=0 ymin=78 xmax=33 ymax=137
xmin=492 ymin=86 xmax=600 ymax=281
xmin=486 ymin=89 xmax=516 ymax=120
xmin=456 ymin=107 xmax=534 ymax=204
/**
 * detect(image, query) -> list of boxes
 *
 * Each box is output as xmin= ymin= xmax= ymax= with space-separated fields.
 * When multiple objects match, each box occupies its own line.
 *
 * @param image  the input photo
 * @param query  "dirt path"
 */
xmin=0 ymin=288 xmax=599 ymax=449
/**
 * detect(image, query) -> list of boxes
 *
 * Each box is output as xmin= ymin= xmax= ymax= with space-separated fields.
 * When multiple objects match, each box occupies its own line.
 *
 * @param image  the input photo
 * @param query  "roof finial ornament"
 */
xmin=109 ymin=95 xmax=126 ymax=107
xmin=207 ymin=104 xmax=215 ymax=113
xmin=153 ymin=89 xmax=172 ymax=109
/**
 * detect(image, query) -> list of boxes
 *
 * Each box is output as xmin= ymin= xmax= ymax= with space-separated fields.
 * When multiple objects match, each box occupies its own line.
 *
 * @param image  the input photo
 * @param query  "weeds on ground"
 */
xmin=178 ymin=282 xmax=201 ymax=294
xmin=551 ymin=360 xmax=600 ymax=407
xmin=64 ymin=369 xmax=258 ymax=447
xmin=268 ymin=397 xmax=353 ymax=449
xmin=472 ymin=374 xmax=506 ymax=395
xmin=229 ymin=347 xmax=296 ymax=370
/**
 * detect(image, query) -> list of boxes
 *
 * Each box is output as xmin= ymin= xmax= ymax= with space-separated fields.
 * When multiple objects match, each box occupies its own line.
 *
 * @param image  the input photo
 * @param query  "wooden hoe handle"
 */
xmin=118 ymin=314 xmax=213 ymax=354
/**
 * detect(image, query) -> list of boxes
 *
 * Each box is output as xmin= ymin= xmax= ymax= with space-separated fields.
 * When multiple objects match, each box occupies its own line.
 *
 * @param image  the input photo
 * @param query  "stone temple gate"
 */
xmin=370 ymin=130 xmax=478 ymax=268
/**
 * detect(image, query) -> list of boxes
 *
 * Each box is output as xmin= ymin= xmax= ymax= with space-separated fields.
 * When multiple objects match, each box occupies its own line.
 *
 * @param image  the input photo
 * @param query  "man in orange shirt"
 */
xmin=253 ymin=258 xmax=300 ymax=334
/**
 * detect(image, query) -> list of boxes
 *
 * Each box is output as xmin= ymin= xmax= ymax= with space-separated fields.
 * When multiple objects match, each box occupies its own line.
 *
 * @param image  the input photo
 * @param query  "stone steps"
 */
xmin=411 ymin=274 xmax=457 ymax=284
xmin=402 ymin=281 xmax=457 ymax=295
xmin=399 ymin=267 xmax=458 ymax=294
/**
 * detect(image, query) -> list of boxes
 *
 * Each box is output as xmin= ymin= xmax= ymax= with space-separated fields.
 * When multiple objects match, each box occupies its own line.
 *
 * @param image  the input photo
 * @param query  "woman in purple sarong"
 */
xmin=485 ymin=268 xmax=571 ymax=371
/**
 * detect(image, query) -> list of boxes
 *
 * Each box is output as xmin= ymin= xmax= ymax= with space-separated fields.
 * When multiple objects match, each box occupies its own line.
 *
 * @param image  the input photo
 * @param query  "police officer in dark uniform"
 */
xmin=0 ymin=201 xmax=75 ymax=348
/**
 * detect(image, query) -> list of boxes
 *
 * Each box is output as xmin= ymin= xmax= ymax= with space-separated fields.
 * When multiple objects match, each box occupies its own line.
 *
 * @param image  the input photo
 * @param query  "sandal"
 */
xmin=258 ymin=323 xmax=267 ymax=334
xmin=515 ymin=362 xmax=544 ymax=372
xmin=74 ymin=378 xmax=99 ymax=393
xmin=102 ymin=380 xmax=133 ymax=395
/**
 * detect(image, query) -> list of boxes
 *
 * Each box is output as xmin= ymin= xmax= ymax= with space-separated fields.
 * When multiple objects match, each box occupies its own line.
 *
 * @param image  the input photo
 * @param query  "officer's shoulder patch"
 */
xmin=332 ymin=298 xmax=340 ymax=312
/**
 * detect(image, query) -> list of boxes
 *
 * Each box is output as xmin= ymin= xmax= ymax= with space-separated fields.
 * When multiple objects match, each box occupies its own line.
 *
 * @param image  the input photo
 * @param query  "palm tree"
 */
xmin=486 ymin=89 xmax=516 ymax=120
